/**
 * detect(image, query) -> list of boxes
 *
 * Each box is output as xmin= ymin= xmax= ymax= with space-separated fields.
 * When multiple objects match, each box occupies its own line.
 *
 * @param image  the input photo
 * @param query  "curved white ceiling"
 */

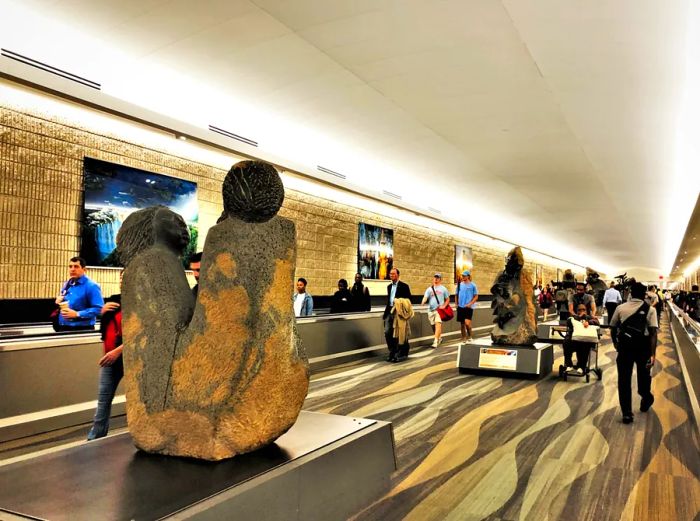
xmin=2 ymin=0 xmax=699 ymax=276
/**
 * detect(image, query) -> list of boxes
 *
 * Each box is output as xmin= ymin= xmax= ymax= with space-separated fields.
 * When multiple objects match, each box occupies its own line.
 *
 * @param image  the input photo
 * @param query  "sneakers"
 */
xmin=431 ymin=339 xmax=439 ymax=348
xmin=466 ymin=337 xmax=473 ymax=343
xmin=622 ymin=414 xmax=634 ymax=424
xmin=640 ymin=395 xmax=655 ymax=412
xmin=575 ymin=368 xmax=584 ymax=375
xmin=438 ymin=337 xmax=444 ymax=346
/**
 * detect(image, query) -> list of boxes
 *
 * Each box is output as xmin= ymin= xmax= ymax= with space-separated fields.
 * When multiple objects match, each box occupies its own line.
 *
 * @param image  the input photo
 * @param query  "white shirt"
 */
xmin=294 ymin=292 xmax=305 ymax=317
xmin=602 ymin=287 xmax=622 ymax=306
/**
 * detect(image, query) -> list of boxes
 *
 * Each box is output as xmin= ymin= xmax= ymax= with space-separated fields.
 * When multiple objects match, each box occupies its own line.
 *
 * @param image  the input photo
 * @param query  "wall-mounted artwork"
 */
xmin=81 ymin=157 xmax=198 ymax=267
xmin=535 ymin=264 xmax=543 ymax=287
xmin=357 ymin=222 xmax=394 ymax=280
xmin=454 ymin=245 xmax=473 ymax=283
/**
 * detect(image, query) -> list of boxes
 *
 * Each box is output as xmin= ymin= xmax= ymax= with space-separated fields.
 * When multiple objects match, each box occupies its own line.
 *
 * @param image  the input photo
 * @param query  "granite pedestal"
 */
xmin=0 ymin=411 xmax=395 ymax=521
xmin=457 ymin=337 xmax=554 ymax=378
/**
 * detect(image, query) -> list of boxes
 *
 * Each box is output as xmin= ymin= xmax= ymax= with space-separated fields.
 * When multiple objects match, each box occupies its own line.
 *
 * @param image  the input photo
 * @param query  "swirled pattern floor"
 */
xmin=304 ymin=312 xmax=700 ymax=521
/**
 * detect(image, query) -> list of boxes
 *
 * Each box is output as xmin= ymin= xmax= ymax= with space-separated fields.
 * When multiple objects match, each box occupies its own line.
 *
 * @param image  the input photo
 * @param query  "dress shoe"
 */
xmin=640 ymin=395 xmax=655 ymax=412
xmin=622 ymin=415 xmax=634 ymax=424
xmin=386 ymin=354 xmax=398 ymax=363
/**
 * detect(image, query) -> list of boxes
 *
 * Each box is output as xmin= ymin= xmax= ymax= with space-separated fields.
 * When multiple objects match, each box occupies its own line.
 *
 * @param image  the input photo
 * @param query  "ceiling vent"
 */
xmin=382 ymin=190 xmax=402 ymax=200
xmin=1 ymin=48 xmax=100 ymax=90
xmin=208 ymin=125 xmax=258 ymax=147
xmin=317 ymin=165 xmax=346 ymax=179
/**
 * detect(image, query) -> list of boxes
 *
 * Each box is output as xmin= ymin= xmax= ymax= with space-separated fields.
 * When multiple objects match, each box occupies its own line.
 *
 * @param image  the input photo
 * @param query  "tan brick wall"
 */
xmin=0 ymin=99 xmax=582 ymax=302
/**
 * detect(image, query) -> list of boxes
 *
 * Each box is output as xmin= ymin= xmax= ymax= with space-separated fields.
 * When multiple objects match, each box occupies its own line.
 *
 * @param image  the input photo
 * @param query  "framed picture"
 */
xmin=80 ymin=157 xmax=199 ymax=267
xmin=535 ymin=265 xmax=543 ymax=287
xmin=454 ymin=245 xmax=473 ymax=283
xmin=357 ymin=223 xmax=394 ymax=280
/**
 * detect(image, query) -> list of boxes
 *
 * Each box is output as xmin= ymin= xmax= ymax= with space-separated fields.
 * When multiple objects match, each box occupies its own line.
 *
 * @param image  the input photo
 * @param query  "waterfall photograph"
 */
xmin=80 ymin=157 xmax=198 ymax=267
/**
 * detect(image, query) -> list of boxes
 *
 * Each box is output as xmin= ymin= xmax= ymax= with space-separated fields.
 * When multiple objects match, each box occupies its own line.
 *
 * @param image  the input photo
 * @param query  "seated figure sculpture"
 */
xmin=490 ymin=246 xmax=538 ymax=346
xmin=117 ymin=160 xmax=309 ymax=461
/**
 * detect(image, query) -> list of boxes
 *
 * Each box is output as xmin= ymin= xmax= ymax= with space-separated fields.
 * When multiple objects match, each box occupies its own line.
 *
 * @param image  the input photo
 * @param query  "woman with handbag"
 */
xmin=563 ymin=303 xmax=600 ymax=375
xmin=421 ymin=273 xmax=452 ymax=348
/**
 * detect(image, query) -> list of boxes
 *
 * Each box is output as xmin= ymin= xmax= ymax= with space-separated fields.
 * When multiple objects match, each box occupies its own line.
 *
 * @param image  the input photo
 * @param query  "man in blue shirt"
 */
xmin=456 ymin=270 xmax=479 ymax=342
xmin=55 ymin=256 xmax=104 ymax=331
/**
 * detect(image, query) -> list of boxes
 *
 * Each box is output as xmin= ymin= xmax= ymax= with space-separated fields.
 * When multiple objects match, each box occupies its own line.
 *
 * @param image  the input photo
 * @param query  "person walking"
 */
xmin=538 ymin=284 xmax=554 ymax=321
xmin=455 ymin=270 xmax=478 ymax=342
xmin=330 ymin=278 xmax=353 ymax=314
xmin=421 ymin=273 xmax=451 ymax=348
xmin=602 ymin=281 xmax=622 ymax=325
xmin=610 ymin=282 xmax=658 ymax=424
xmin=350 ymin=273 xmax=371 ymax=312
xmin=383 ymin=268 xmax=411 ymax=362
xmin=54 ymin=256 xmax=104 ymax=332
xmin=294 ymin=277 xmax=313 ymax=317
xmin=87 ymin=276 xmax=123 ymax=440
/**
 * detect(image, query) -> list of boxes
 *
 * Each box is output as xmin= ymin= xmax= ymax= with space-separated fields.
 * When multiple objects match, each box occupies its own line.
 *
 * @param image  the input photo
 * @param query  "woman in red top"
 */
xmin=538 ymin=284 xmax=554 ymax=321
xmin=87 ymin=292 xmax=123 ymax=440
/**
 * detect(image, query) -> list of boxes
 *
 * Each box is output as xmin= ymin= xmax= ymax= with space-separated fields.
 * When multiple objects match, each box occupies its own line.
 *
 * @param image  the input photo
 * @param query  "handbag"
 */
xmin=432 ymin=287 xmax=454 ymax=321
xmin=570 ymin=317 xmax=599 ymax=342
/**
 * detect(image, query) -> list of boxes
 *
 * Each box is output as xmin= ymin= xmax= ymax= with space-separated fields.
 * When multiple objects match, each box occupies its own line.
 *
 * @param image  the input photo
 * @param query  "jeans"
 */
xmin=87 ymin=356 xmax=124 ymax=440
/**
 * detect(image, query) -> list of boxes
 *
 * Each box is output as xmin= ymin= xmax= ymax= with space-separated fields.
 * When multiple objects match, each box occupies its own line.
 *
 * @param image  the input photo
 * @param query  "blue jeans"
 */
xmin=87 ymin=356 xmax=123 ymax=440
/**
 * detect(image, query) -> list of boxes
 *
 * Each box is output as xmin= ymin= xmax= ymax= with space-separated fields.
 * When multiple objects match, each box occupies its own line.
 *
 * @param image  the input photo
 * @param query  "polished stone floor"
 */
xmin=305 ymin=312 xmax=700 ymax=521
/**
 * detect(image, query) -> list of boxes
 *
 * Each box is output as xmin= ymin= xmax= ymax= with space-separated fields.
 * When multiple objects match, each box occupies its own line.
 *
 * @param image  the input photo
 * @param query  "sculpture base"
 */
xmin=537 ymin=320 xmax=567 ymax=343
xmin=0 ymin=411 xmax=395 ymax=521
xmin=457 ymin=338 xmax=554 ymax=378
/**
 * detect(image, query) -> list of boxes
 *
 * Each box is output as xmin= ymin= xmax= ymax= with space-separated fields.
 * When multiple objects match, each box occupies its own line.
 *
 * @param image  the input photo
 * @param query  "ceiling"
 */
xmin=1 ymin=0 xmax=699 ymax=277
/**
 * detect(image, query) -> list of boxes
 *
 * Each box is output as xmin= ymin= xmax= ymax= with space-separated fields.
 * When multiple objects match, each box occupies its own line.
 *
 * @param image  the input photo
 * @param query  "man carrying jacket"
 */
xmin=384 ymin=267 xmax=411 ymax=362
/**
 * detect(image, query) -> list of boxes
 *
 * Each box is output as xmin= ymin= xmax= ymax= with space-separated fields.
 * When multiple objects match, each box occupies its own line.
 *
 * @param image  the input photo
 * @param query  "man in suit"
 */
xmin=384 ymin=267 xmax=412 ymax=362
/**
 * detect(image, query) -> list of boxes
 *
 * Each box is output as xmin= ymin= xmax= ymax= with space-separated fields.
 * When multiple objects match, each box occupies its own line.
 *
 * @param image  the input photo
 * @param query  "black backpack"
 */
xmin=616 ymin=302 xmax=650 ymax=348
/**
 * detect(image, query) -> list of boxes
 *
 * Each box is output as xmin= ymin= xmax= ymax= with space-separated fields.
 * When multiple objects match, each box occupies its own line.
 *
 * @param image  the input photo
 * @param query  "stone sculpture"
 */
xmin=117 ymin=160 xmax=309 ymax=461
xmin=490 ymin=246 xmax=538 ymax=346
xmin=586 ymin=267 xmax=607 ymax=309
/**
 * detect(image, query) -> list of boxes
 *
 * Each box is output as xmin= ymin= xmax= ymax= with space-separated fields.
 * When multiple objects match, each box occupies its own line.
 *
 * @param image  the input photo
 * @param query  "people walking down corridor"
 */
xmin=294 ymin=277 xmax=313 ymax=317
xmin=455 ymin=270 xmax=478 ymax=342
xmin=610 ymin=282 xmax=658 ymax=425
xmin=351 ymin=273 xmax=372 ymax=312
xmin=392 ymin=297 xmax=414 ymax=362
xmin=421 ymin=273 xmax=451 ymax=348
xmin=384 ymin=268 xmax=411 ymax=362
xmin=603 ymin=281 xmax=622 ymax=324
xmin=538 ymin=284 xmax=554 ymax=321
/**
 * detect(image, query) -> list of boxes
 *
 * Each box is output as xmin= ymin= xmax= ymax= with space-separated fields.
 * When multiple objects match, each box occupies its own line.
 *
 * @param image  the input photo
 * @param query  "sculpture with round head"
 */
xmin=117 ymin=205 xmax=189 ymax=266
xmin=221 ymin=160 xmax=284 ymax=223
xmin=119 ymin=163 xmax=308 ymax=461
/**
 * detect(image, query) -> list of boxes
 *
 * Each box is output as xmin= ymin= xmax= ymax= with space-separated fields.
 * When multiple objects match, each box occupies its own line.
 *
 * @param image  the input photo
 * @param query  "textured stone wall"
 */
xmin=0 ymin=98 xmax=581 ymax=301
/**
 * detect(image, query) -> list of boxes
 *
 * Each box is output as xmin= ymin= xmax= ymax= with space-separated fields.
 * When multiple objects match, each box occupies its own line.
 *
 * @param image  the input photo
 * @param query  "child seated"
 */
xmin=563 ymin=304 xmax=600 ymax=374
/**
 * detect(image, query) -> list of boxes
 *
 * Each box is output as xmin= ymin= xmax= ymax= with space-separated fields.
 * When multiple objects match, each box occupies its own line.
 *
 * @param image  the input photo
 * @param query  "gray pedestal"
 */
xmin=0 ymin=411 xmax=395 ymax=521
xmin=457 ymin=338 xmax=554 ymax=378
xmin=537 ymin=320 xmax=567 ymax=343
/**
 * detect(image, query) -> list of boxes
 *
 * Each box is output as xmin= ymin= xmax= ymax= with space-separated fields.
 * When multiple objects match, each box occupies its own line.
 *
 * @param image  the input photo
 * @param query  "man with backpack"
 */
xmin=685 ymin=285 xmax=700 ymax=321
xmin=610 ymin=282 xmax=658 ymax=424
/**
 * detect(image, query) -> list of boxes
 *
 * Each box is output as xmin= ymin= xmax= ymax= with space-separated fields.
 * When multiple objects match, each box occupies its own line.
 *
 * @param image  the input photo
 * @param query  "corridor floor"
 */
xmin=305 ymin=313 xmax=700 ymax=521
